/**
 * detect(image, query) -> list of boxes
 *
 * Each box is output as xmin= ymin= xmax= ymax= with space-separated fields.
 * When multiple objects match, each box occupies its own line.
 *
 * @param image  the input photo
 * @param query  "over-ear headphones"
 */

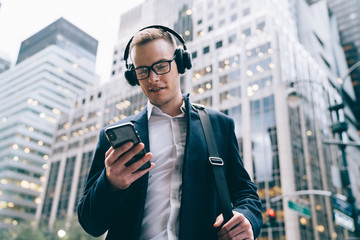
xmin=123 ymin=25 xmax=192 ymax=86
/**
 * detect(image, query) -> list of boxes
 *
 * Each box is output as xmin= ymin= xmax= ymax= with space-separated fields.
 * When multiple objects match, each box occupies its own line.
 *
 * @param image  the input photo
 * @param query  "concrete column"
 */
xmin=272 ymin=30 xmax=300 ymax=240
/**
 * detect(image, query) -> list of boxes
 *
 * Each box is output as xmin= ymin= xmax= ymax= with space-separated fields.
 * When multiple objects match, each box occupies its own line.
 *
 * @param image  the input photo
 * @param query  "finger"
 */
xmin=218 ymin=212 xmax=244 ymax=237
xmin=125 ymin=152 xmax=153 ymax=173
xmin=118 ymin=142 xmax=145 ymax=166
xmin=105 ymin=146 xmax=114 ymax=158
xmin=213 ymin=214 xmax=224 ymax=228
xmin=117 ymin=162 xmax=155 ymax=190
xmin=218 ymin=224 xmax=243 ymax=240
xmin=106 ymin=142 xmax=134 ymax=166
xmin=128 ymin=161 xmax=155 ymax=181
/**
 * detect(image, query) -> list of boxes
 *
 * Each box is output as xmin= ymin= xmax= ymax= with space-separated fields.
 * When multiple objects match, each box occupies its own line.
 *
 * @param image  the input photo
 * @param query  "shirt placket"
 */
xmin=167 ymin=117 xmax=184 ymax=240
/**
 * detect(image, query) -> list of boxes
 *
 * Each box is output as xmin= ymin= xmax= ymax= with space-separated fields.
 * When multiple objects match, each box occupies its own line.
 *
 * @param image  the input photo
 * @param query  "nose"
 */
xmin=148 ymin=69 xmax=159 ymax=83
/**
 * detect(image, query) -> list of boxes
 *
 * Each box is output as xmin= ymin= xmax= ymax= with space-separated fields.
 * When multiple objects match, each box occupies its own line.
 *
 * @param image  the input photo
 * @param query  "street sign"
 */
xmin=333 ymin=209 xmax=355 ymax=232
xmin=331 ymin=196 xmax=353 ymax=216
xmin=288 ymin=200 xmax=311 ymax=218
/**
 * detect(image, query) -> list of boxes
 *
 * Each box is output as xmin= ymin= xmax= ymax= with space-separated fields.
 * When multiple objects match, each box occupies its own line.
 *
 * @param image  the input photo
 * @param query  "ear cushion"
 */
xmin=175 ymin=48 xmax=192 ymax=74
xmin=182 ymin=50 xmax=192 ymax=70
xmin=175 ymin=48 xmax=185 ymax=74
xmin=124 ymin=64 xmax=139 ymax=86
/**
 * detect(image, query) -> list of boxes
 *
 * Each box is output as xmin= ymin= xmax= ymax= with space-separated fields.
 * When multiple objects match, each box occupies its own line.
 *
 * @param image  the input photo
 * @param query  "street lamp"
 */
xmin=327 ymin=60 xmax=360 ymax=237
xmin=328 ymin=101 xmax=359 ymax=236
xmin=335 ymin=60 xmax=360 ymax=128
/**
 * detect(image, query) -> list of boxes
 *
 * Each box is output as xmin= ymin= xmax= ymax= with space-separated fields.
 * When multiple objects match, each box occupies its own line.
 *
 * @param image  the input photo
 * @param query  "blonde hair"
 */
xmin=130 ymin=27 xmax=176 ymax=51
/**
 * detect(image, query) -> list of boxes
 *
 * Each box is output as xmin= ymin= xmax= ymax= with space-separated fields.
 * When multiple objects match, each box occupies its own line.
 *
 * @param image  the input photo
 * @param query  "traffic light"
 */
xmin=266 ymin=208 xmax=276 ymax=227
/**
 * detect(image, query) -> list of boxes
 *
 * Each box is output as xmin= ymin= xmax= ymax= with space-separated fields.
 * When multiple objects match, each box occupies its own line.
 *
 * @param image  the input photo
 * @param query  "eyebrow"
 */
xmin=135 ymin=57 xmax=172 ymax=68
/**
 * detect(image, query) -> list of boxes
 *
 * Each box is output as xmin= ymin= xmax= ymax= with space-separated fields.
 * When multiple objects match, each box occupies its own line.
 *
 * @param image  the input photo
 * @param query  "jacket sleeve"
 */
xmin=225 ymin=118 xmax=263 ymax=238
xmin=77 ymin=129 xmax=129 ymax=237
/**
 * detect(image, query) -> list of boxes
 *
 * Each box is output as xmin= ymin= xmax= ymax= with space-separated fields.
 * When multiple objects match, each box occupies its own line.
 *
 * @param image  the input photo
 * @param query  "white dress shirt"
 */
xmin=139 ymin=101 xmax=187 ymax=240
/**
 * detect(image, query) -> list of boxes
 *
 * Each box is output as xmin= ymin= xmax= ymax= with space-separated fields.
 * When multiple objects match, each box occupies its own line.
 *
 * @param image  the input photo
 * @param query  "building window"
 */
xmin=320 ymin=54 xmax=331 ymax=69
xmin=219 ymin=7 xmax=225 ymax=14
xmin=216 ymin=40 xmax=223 ymax=49
xmin=243 ymin=7 xmax=250 ymax=16
xmin=208 ymin=25 xmax=213 ymax=32
xmin=220 ymin=87 xmax=241 ymax=104
xmin=313 ymin=32 xmax=324 ymax=47
xmin=197 ymin=19 xmax=203 ymax=25
xmin=242 ymin=28 xmax=251 ymax=38
xmin=208 ymin=0 xmax=214 ymax=8
xmin=208 ymin=12 xmax=214 ymax=20
xmin=229 ymin=33 xmax=237 ymax=44
xmin=257 ymin=21 xmax=265 ymax=31
xmin=192 ymin=51 xmax=197 ymax=59
xmin=230 ymin=1 xmax=237 ymax=8
xmin=193 ymin=80 xmax=213 ymax=95
xmin=219 ymin=19 xmax=226 ymax=27
xmin=203 ymin=46 xmax=210 ymax=54
xmin=230 ymin=14 xmax=237 ymax=22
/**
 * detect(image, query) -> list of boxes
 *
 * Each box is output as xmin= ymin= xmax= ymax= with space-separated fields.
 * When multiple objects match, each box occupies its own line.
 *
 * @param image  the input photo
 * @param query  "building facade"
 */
xmin=0 ymin=18 xmax=98 ymax=229
xmin=312 ymin=0 xmax=360 ymax=127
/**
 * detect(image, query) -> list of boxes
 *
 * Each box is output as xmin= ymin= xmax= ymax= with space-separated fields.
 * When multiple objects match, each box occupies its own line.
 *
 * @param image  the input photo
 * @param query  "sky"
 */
xmin=0 ymin=0 xmax=145 ymax=82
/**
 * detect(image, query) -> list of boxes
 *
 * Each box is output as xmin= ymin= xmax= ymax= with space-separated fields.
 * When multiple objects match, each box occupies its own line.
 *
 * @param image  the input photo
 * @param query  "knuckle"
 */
xmin=121 ymin=179 xmax=131 ymax=188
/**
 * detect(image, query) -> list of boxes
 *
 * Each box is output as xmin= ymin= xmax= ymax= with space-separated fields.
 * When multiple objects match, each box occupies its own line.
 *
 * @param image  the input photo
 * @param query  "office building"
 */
xmin=307 ymin=0 xmax=360 ymax=127
xmin=0 ymin=18 xmax=98 ymax=228
xmin=37 ymin=83 xmax=147 ymax=229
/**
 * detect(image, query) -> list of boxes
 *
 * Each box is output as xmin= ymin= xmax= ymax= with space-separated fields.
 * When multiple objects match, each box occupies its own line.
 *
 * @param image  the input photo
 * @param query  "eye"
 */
xmin=154 ymin=62 xmax=168 ymax=71
xmin=136 ymin=67 xmax=148 ymax=75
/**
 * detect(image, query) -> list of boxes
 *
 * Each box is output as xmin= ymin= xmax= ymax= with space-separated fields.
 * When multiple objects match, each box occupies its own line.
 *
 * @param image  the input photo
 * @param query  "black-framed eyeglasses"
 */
xmin=134 ymin=55 xmax=176 ymax=80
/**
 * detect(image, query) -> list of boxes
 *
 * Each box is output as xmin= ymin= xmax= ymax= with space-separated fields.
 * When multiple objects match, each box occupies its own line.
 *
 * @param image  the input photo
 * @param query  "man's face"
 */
xmin=132 ymin=39 xmax=182 ymax=111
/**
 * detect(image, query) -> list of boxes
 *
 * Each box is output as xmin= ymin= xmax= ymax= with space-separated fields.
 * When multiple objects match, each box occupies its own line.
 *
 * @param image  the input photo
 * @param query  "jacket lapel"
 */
xmin=131 ymin=107 xmax=150 ymax=152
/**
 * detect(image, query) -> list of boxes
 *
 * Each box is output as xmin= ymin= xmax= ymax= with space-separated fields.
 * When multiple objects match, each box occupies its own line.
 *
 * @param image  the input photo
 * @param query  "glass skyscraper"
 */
xmin=0 ymin=17 xmax=98 ymax=229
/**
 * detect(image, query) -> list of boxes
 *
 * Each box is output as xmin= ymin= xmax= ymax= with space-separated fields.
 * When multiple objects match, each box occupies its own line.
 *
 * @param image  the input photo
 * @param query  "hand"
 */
xmin=105 ymin=142 xmax=154 ymax=190
xmin=213 ymin=211 xmax=254 ymax=240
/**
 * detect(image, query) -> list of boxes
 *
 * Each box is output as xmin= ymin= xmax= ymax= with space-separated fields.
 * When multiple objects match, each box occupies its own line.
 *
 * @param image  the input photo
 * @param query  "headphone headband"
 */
xmin=123 ymin=25 xmax=187 ymax=69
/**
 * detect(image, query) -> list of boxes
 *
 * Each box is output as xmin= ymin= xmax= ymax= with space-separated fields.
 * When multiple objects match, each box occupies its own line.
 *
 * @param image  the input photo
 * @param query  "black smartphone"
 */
xmin=105 ymin=122 xmax=151 ymax=171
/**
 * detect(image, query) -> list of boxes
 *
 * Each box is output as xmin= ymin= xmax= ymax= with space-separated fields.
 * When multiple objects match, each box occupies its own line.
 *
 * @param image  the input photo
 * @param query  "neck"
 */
xmin=158 ymin=93 xmax=183 ymax=117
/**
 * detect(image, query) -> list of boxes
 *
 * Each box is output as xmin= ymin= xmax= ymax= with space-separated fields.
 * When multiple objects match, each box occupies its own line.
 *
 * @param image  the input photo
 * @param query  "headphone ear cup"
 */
xmin=124 ymin=64 xmax=139 ymax=86
xmin=182 ymin=50 xmax=192 ymax=71
xmin=175 ymin=48 xmax=186 ymax=74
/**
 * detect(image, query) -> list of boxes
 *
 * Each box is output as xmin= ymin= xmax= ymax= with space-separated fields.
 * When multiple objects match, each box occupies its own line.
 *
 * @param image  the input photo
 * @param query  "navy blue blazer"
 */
xmin=78 ymin=95 xmax=262 ymax=239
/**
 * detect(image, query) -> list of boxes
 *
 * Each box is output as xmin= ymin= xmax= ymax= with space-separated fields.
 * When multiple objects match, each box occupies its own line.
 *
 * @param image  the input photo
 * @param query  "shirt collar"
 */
xmin=147 ymin=99 xmax=186 ymax=120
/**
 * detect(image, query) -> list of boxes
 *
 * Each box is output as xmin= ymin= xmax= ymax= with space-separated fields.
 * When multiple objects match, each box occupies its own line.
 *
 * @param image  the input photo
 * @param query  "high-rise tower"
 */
xmin=0 ymin=18 xmax=99 ymax=229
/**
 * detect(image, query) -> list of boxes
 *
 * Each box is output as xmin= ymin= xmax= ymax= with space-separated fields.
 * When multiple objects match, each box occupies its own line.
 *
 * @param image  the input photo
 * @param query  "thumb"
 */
xmin=213 ymin=214 xmax=224 ymax=228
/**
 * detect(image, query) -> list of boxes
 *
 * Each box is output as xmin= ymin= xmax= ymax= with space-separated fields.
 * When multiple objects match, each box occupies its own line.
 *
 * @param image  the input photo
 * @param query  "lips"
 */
xmin=150 ymin=87 xmax=166 ymax=92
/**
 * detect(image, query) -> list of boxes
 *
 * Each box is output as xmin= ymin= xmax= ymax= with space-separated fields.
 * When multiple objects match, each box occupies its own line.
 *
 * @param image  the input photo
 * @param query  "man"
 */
xmin=78 ymin=26 xmax=262 ymax=240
